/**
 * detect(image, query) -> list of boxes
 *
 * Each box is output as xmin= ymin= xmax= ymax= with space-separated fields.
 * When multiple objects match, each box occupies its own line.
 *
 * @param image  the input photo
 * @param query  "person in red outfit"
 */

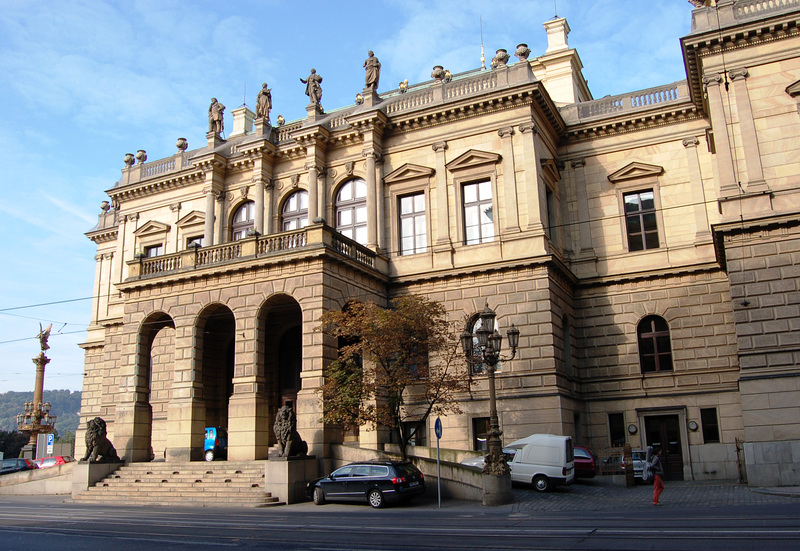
xmin=651 ymin=447 xmax=665 ymax=505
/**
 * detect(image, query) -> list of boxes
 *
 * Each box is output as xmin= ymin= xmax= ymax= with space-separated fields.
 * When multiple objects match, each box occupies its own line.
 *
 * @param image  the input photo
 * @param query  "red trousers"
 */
xmin=653 ymin=474 xmax=665 ymax=504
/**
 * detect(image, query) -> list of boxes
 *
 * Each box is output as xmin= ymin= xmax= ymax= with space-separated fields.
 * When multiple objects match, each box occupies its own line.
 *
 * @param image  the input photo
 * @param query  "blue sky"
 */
xmin=0 ymin=0 xmax=693 ymax=393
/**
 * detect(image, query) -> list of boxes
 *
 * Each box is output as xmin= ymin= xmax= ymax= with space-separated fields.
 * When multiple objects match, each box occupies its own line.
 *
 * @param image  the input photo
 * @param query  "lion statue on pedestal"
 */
xmin=273 ymin=405 xmax=308 ymax=457
xmin=81 ymin=417 xmax=121 ymax=463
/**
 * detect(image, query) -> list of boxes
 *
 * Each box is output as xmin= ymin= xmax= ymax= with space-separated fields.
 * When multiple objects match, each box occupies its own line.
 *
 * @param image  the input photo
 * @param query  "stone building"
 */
xmin=82 ymin=1 xmax=800 ymax=486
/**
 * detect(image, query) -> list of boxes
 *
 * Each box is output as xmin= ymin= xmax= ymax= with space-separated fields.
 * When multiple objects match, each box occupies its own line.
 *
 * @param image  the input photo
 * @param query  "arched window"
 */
xmin=335 ymin=178 xmax=367 ymax=245
xmin=282 ymin=190 xmax=309 ymax=231
xmin=637 ymin=315 xmax=673 ymax=373
xmin=465 ymin=315 xmax=502 ymax=375
xmin=231 ymin=201 xmax=255 ymax=241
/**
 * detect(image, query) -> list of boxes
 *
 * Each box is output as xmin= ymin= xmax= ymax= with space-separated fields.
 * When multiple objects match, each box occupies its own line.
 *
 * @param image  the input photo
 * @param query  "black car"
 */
xmin=0 ymin=458 xmax=38 ymax=475
xmin=307 ymin=460 xmax=425 ymax=508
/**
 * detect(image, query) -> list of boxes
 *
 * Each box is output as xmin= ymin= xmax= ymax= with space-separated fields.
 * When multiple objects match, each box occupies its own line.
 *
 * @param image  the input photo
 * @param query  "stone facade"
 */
xmin=81 ymin=2 xmax=800 ymax=485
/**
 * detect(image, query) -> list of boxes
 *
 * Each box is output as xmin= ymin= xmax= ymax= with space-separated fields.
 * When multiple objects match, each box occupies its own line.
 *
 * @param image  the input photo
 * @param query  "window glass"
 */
xmin=282 ymin=190 xmax=309 ymax=231
xmin=701 ymin=408 xmax=720 ymax=443
xmin=231 ymin=201 xmax=255 ymax=241
xmin=144 ymin=244 xmax=163 ymax=257
xmin=186 ymin=236 xmax=204 ymax=248
xmin=623 ymin=190 xmax=659 ymax=251
xmin=608 ymin=413 xmax=625 ymax=447
xmin=399 ymin=193 xmax=427 ymax=255
xmin=472 ymin=417 xmax=490 ymax=451
xmin=638 ymin=315 xmax=673 ymax=373
xmin=335 ymin=179 xmax=368 ymax=245
xmin=463 ymin=181 xmax=494 ymax=245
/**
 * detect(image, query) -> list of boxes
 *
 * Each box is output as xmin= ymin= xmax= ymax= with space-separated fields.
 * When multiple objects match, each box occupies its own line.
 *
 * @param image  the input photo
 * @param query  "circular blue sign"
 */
xmin=434 ymin=417 xmax=442 ymax=439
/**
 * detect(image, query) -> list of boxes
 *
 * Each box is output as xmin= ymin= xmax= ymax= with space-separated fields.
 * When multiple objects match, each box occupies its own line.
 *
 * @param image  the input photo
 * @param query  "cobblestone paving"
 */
xmin=512 ymin=477 xmax=799 ymax=513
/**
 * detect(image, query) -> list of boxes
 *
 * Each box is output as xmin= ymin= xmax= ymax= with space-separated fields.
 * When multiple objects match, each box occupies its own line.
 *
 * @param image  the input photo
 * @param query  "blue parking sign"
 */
xmin=46 ymin=433 xmax=54 ymax=455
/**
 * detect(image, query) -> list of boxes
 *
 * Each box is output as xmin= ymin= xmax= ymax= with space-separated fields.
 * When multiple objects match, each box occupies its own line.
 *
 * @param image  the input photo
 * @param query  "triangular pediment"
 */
xmin=133 ymin=220 xmax=170 ymax=237
xmin=608 ymin=162 xmax=664 ymax=183
xmin=384 ymin=163 xmax=435 ymax=184
xmin=540 ymin=158 xmax=561 ymax=183
xmin=786 ymin=80 xmax=800 ymax=98
xmin=445 ymin=149 xmax=501 ymax=172
xmin=176 ymin=210 xmax=206 ymax=228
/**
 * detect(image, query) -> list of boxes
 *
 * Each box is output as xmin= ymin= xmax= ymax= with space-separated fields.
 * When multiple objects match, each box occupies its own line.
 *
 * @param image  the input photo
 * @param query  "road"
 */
xmin=1 ymin=494 xmax=799 ymax=550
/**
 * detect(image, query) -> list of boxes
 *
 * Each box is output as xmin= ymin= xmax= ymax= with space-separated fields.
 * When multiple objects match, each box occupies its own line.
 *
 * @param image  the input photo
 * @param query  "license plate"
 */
xmin=409 ymin=481 xmax=419 ymax=487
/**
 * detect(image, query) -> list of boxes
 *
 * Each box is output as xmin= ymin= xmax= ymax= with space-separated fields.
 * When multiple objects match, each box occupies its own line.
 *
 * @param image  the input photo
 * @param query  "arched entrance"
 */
xmin=136 ymin=312 xmax=175 ymax=461
xmin=198 ymin=304 xmax=235 ymax=457
xmin=260 ymin=295 xmax=302 ymax=447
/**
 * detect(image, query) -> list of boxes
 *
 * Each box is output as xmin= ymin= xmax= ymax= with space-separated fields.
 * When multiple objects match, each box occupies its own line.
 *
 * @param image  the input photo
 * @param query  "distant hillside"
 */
xmin=0 ymin=390 xmax=81 ymax=439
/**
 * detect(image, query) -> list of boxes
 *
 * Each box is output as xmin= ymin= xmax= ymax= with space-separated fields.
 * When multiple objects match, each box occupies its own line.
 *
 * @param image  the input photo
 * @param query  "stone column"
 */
xmin=703 ymin=73 xmax=738 ymax=196
xmin=203 ymin=187 xmax=216 ymax=246
xmin=571 ymin=159 xmax=593 ymax=254
xmin=432 ymin=141 xmax=450 ymax=245
xmin=498 ymin=127 xmax=520 ymax=234
xmin=254 ymin=177 xmax=265 ymax=235
xmin=683 ymin=137 xmax=712 ymax=242
xmin=519 ymin=122 xmax=546 ymax=235
xmin=166 ymin=316 xmax=206 ymax=462
xmin=307 ymin=164 xmax=319 ymax=223
xmin=375 ymin=157 xmax=385 ymax=251
xmin=364 ymin=149 xmax=377 ymax=248
xmin=729 ymin=68 xmax=768 ymax=192
xmin=264 ymin=179 xmax=274 ymax=235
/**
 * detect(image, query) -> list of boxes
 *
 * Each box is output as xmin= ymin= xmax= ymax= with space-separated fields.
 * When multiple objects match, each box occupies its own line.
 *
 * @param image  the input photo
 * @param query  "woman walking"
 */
xmin=651 ymin=447 xmax=665 ymax=505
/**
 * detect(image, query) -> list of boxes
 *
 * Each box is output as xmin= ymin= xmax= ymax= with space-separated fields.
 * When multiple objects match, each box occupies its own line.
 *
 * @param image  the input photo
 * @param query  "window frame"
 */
xmin=623 ymin=189 xmax=660 ymax=251
xmin=461 ymin=179 xmax=495 ymax=246
xmin=637 ymin=315 xmax=674 ymax=373
xmin=281 ymin=189 xmax=309 ymax=232
xmin=334 ymin=178 xmax=368 ymax=245
xmin=397 ymin=191 xmax=428 ymax=256
xmin=472 ymin=417 xmax=490 ymax=451
xmin=700 ymin=408 xmax=720 ymax=443
xmin=230 ymin=200 xmax=256 ymax=241
xmin=143 ymin=244 xmax=163 ymax=258
xmin=608 ymin=412 xmax=626 ymax=447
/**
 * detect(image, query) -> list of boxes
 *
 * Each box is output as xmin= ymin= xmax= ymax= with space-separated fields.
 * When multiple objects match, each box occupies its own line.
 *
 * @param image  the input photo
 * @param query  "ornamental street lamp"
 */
xmin=461 ymin=302 xmax=519 ymax=504
xmin=16 ymin=324 xmax=58 ymax=459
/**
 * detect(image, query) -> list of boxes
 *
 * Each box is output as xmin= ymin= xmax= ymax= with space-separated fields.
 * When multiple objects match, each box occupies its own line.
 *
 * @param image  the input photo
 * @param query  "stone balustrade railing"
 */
xmin=140 ymin=254 xmax=182 ymax=276
xmin=560 ymin=81 xmax=689 ymax=124
xmin=690 ymin=0 xmax=799 ymax=33
xmin=197 ymin=242 xmax=242 ymax=266
xmin=445 ymin=72 xmax=498 ymax=100
xmin=277 ymin=121 xmax=303 ymax=142
xmin=257 ymin=229 xmax=307 ymax=254
xmin=330 ymin=233 xmax=375 ymax=268
xmin=385 ymin=90 xmax=435 ymax=114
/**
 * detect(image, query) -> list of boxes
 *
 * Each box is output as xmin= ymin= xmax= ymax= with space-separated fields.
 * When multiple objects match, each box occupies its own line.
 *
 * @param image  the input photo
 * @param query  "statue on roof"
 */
xmin=255 ymin=83 xmax=272 ymax=122
xmin=363 ymin=51 xmax=381 ymax=91
xmin=208 ymin=98 xmax=225 ymax=135
xmin=300 ymin=69 xmax=323 ymax=106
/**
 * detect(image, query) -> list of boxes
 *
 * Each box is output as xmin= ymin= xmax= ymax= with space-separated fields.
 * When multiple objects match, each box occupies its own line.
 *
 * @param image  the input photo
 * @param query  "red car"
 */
xmin=34 ymin=456 xmax=74 ymax=469
xmin=573 ymin=445 xmax=597 ymax=478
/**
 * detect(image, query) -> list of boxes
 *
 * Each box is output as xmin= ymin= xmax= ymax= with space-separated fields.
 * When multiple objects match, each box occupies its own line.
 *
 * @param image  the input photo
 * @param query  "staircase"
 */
xmin=72 ymin=461 xmax=283 ymax=508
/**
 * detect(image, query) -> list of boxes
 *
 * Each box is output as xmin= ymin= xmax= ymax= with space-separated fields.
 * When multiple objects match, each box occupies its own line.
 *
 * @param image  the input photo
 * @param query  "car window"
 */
xmin=395 ymin=463 xmax=420 ymax=476
xmin=331 ymin=466 xmax=353 ymax=478
xmin=632 ymin=451 xmax=646 ymax=460
xmin=575 ymin=449 xmax=589 ymax=459
xmin=370 ymin=466 xmax=389 ymax=477
xmin=352 ymin=465 xmax=371 ymax=477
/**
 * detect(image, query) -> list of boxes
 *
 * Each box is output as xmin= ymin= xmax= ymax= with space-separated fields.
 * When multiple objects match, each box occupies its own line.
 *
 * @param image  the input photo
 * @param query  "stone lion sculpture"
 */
xmin=273 ymin=405 xmax=308 ymax=457
xmin=81 ymin=417 xmax=121 ymax=463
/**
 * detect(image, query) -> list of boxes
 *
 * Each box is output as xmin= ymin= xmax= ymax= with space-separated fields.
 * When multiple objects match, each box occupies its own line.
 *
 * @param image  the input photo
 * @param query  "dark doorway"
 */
xmin=200 ymin=305 xmax=235 ymax=437
xmin=644 ymin=414 xmax=684 ymax=480
xmin=278 ymin=325 xmax=302 ymax=411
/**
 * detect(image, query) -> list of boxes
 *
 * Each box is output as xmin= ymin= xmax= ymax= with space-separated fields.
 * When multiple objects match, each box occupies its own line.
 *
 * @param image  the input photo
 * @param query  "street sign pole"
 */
xmin=435 ymin=417 xmax=442 ymax=509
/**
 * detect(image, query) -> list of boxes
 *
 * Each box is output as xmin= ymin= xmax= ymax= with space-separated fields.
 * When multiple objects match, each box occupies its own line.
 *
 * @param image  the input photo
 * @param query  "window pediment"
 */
xmin=608 ymin=162 xmax=664 ymax=183
xmin=540 ymin=158 xmax=561 ymax=184
xmin=384 ymin=163 xmax=435 ymax=184
xmin=133 ymin=220 xmax=170 ymax=237
xmin=446 ymin=149 xmax=501 ymax=172
xmin=176 ymin=210 xmax=206 ymax=228
xmin=786 ymin=79 xmax=800 ymax=98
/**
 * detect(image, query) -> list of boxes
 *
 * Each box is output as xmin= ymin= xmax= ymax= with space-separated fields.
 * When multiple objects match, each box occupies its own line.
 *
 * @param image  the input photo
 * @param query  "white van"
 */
xmin=505 ymin=434 xmax=575 ymax=492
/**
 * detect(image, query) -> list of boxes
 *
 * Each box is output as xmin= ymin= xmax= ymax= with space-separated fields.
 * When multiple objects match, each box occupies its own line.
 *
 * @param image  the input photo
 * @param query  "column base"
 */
xmin=264 ymin=456 xmax=319 ymax=504
xmin=481 ymin=472 xmax=513 ymax=506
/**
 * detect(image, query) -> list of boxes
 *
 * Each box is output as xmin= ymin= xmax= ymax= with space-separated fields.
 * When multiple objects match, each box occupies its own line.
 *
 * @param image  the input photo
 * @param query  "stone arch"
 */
xmin=196 ymin=303 xmax=236 ymax=449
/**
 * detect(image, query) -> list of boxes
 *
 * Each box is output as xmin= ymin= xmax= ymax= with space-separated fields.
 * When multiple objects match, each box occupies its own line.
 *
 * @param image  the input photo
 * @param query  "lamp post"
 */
xmin=461 ymin=302 xmax=519 ymax=505
xmin=17 ymin=324 xmax=58 ymax=459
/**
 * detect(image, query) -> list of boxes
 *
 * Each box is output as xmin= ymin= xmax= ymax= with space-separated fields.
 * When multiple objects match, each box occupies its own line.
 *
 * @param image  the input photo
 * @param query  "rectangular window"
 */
xmin=144 ymin=244 xmax=163 ymax=257
xmin=462 ymin=181 xmax=494 ymax=245
xmin=700 ymin=408 xmax=720 ymax=443
xmin=608 ymin=413 xmax=626 ymax=447
xmin=472 ymin=417 xmax=490 ymax=451
xmin=402 ymin=421 xmax=428 ymax=447
xmin=624 ymin=190 xmax=659 ymax=251
xmin=186 ymin=236 xmax=204 ymax=248
xmin=399 ymin=193 xmax=427 ymax=255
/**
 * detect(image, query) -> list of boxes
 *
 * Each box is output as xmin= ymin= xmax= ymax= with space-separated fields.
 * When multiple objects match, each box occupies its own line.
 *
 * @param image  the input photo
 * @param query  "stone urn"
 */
xmin=176 ymin=137 xmax=188 ymax=152
xmin=515 ymin=43 xmax=531 ymax=61
xmin=491 ymin=49 xmax=510 ymax=69
xmin=431 ymin=65 xmax=445 ymax=82
xmin=123 ymin=153 xmax=135 ymax=167
xmin=135 ymin=149 xmax=147 ymax=163
xmin=100 ymin=201 xmax=110 ymax=213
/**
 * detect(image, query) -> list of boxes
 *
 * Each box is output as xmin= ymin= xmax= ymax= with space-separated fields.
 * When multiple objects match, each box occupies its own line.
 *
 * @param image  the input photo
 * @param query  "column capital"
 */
xmin=432 ymin=141 xmax=448 ymax=153
xmin=702 ymin=73 xmax=725 ymax=88
xmin=519 ymin=121 xmax=538 ymax=134
xmin=362 ymin=148 xmax=379 ymax=160
xmin=252 ymin=176 xmax=272 ymax=188
xmin=304 ymin=163 xmax=324 ymax=174
xmin=498 ymin=126 xmax=515 ymax=138
xmin=728 ymin=67 xmax=749 ymax=81
xmin=570 ymin=159 xmax=585 ymax=169
xmin=125 ymin=213 xmax=139 ymax=223
xmin=682 ymin=136 xmax=700 ymax=148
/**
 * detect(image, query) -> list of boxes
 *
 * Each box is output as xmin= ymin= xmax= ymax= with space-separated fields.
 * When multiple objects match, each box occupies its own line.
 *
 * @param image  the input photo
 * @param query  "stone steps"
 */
xmin=72 ymin=461 xmax=284 ymax=508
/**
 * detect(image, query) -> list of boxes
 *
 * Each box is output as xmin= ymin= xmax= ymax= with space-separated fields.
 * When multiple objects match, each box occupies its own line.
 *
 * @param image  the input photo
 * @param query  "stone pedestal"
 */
xmin=72 ymin=461 xmax=123 ymax=498
xmin=481 ymin=472 xmax=513 ymax=506
xmin=306 ymin=104 xmax=324 ymax=122
xmin=264 ymin=456 xmax=318 ymax=504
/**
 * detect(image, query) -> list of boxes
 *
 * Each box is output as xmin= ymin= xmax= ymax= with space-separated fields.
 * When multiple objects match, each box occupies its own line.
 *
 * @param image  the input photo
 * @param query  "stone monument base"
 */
xmin=72 ymin=461 xmax=124 ymax=499
xmin=481 ymin=472 xmax=513 ymax=506
xmin=265 ymin=456 xmax=318 ymax=504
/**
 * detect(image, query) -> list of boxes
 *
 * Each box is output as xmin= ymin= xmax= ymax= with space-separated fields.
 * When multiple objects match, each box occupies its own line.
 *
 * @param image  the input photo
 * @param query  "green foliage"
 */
xmin=319 ymin=295 xmax=471 ymax=459
xmin=0 ymin=431 xmax=29 ymax=459
xmin=0 ymin=390 xmax=81 ymax=439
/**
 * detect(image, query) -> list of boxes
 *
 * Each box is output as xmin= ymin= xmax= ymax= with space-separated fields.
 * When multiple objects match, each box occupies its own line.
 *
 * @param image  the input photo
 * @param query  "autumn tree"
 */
xmin=318 ymin=295 xmax=470 ymax=460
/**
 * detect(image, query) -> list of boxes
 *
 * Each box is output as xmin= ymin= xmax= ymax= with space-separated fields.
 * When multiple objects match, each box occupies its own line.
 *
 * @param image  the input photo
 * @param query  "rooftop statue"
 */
xmin=300 ymin=69 xmax=323 ymax=106
xmin=255 ymin=83 xmax=272 ymax=122
xmin=363 ymin=51 xmax=381 ymax=90
xmin=38 ymin=323 xmax=52 ymax=352
xmin=208 ymin=98 xmax=225 ymax=135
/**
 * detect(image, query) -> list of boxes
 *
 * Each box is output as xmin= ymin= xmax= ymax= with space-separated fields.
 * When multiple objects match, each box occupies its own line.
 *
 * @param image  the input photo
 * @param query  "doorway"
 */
xmin=644 ymin=414 xmax=684 ymax=480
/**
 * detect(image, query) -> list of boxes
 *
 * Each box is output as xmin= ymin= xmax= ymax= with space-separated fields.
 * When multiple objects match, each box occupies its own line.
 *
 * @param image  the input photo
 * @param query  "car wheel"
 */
xmin=533 ymin=474 xmax=550 ymax=492
xmin=367 ymin=489 xmax=385 ymax=508
xmin=313 ymin=487 xmax=325 ymax=505
xmin=204 ymin=450 xmax=215 ymax=462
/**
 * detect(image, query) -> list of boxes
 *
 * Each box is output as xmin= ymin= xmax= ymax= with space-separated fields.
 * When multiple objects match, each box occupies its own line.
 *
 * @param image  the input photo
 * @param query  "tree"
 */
xmin=318 ymin=295 xmax=471 ymax=460
xmin=0 ymin=431 xmax=29 ymax=459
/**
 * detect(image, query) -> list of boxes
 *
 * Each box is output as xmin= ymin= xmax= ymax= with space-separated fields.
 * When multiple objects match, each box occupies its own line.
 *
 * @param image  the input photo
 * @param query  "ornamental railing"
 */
xmin=560 ymin=81 xmax=689 ymax=124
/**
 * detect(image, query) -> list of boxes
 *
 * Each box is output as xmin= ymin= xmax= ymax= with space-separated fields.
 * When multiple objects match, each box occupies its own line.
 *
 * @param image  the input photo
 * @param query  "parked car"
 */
xmin=34 ymin=455 xmax=74 ymax=469
xmin=0 ymin=458 xmax=38 ymax=475
xmin=306 ymin=460 xmax=425 ymax=508
xmin=621 ymin=449 xmax=648 ymax=481
xmin=504 ymin=434 xmax=575 ymax=492
xmin=573 ymin=445 xmax=597 ymax=479
xmin=460 ymin=449 xmax=517 ymax=468
xmin=204 ymin=427 xmax=228 ymax=461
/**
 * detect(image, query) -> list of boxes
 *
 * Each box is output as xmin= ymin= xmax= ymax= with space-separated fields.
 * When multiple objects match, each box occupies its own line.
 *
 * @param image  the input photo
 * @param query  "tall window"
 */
xmin=336 ymin=178 xmax=368 ymax=245
xmin=608 ymin=413 xmax=625 ymax=447
xmin=463 ymin=180 xmax=494 ymax=245
xmin=637 ymin=315 xmax=673 ymax=373
xmin=624 ymin=190 xmax=659 ymax=251
xmin=700 ymin=408 xmax=720 ymax=443
xmin=472 ymin=417 xmax=490 ymax=451
xmin=282 ymin=190 xmax=309 ymax=231
xmin=231 ymin=201 xmax=255 ymax=241
xmin=399 ymin=193 xmax=426 ymax=255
